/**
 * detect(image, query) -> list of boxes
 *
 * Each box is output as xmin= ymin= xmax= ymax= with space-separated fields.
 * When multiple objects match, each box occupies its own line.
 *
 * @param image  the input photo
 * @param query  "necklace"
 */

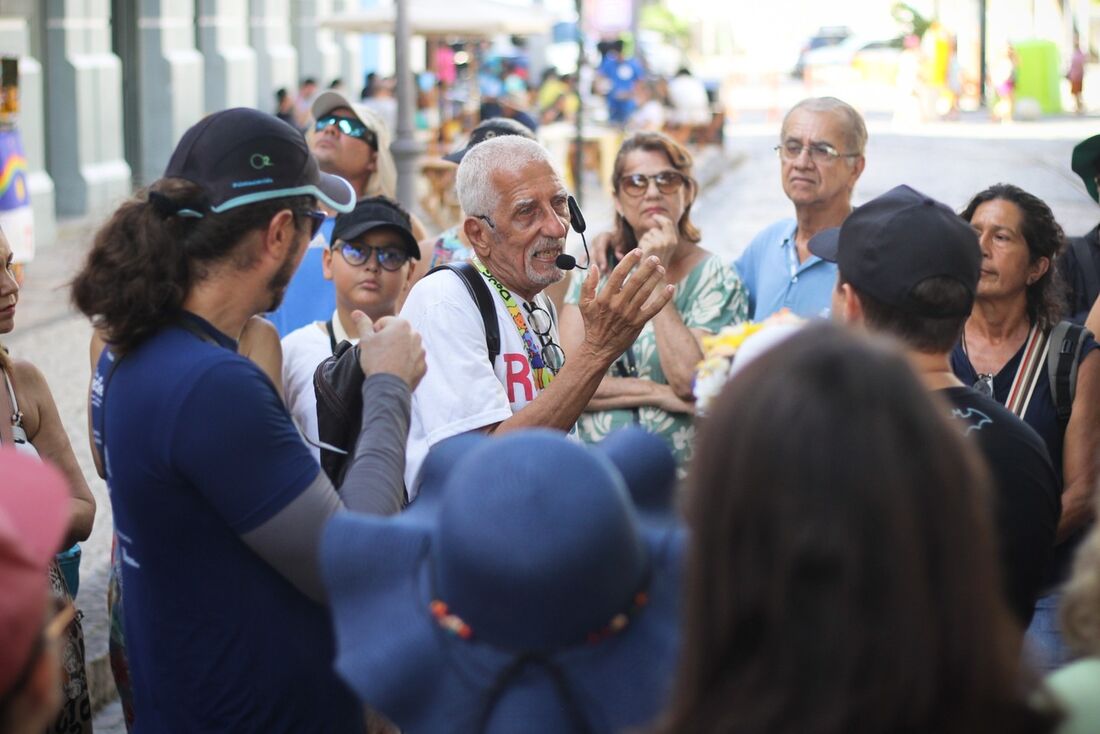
xmin=960 ymin=331 xmax=995 ymax=397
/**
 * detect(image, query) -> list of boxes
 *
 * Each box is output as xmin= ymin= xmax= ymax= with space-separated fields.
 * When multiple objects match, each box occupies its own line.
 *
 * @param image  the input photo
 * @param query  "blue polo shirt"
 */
xmin=91 ymin=312 xmax=359 ymax=733
xmin=734 ymin=218 xmax=837 ymax=321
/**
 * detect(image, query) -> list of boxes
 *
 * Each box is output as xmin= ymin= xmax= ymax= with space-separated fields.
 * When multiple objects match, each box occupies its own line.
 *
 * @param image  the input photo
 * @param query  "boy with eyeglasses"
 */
xmin=282 ymin=196 xmax=420 ymax=460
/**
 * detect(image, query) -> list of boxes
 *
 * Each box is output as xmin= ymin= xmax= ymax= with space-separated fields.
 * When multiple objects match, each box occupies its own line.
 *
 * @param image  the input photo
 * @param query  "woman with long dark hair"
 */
xmin=656 ymin=323 xmax=1058 ymax=734
xmin=954 ymin=184 xmax=1100 ymax=670
xmin=559 ymin=131 xmax=747 ymax=467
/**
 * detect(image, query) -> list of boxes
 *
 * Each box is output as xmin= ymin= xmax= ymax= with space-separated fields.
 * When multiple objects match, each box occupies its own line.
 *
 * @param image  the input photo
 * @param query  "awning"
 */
xmin=319 ymin=0 xmax=556 ymax=38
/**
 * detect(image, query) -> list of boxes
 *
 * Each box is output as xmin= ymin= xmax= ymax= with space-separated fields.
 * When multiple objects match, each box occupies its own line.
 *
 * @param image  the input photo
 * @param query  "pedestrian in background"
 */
xmin=654 ymin=323 xmax=1060 ymax=734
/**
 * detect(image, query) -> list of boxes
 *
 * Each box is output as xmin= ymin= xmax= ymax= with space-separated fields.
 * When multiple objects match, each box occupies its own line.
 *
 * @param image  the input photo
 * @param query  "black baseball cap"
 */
xmin=164 ymin=107 xmax=355 ymax=215
xmin=808 ymin=185 xmax=981 ymax=318
xmin=331 ymin=196 xmax=421 ymax=259
xmin=1071 ymin=134 xmax=1100 ymax=203
xmin=443 ymin=117 xmax=536 ymax=163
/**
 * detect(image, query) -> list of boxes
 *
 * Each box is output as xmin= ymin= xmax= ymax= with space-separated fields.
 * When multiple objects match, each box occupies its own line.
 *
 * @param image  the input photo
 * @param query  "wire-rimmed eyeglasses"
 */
xmin=523 ymin=302 xmax=565 ymax=374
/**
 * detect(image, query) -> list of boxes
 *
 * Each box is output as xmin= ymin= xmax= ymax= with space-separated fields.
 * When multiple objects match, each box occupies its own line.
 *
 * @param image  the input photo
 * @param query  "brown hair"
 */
xmin=610 ymin=132 xmax=701 ymax=253
xmin=71 ymin=179 xmax=312 ymax=354
xmin=654 ymin=323 xmax=1057 ymax=734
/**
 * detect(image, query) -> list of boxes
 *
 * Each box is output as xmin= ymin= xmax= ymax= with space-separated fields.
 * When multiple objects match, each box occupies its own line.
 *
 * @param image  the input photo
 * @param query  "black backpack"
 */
xmin=1047 ymin=320 xmax=1092 ymax=428
xmin=314 ymin=261 xmax=499 ymax=485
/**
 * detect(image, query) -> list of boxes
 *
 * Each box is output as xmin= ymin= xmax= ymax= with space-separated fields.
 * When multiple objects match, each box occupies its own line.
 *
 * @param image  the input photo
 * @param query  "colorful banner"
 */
xmin=0 ymin=128 xmax=34 ymax=262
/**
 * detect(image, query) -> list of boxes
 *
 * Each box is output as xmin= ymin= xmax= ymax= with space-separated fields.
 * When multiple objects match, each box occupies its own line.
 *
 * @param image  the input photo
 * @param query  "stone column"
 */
xmin=198 ymin=0 xmax=258 ymax=112
xmin=251 ymin=0 xmax=298 ymax=113
xmin=0 ymin=16 xmax=56 ymax=247
xmin=331 ymin=0 xmax=363 ymax=96
xmin=44 ymin=0 xmax=131 ymax=218
xmin=293 ymin=0 xmax=342 ymax=88
xmin=137 ymin=1 xmax=205 ymax=185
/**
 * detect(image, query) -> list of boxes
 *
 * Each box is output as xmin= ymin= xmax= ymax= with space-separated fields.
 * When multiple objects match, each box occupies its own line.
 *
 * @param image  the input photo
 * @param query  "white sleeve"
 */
xmin=401 ymin=277 xmax=513 ymax=486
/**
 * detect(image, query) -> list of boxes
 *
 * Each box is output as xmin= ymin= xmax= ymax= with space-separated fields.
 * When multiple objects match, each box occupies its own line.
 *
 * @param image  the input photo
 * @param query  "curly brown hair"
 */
xmin=960 ymin=183 xmax=1067 ymax=329
xmin=610 ymin=132 xmax=701 ymax=254
xmin=71 ymin=179 xmax=313 ymax=354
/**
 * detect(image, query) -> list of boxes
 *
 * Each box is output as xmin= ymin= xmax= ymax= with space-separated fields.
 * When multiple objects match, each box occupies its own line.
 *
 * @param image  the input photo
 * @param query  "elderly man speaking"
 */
xmin=400 ymin=136 xmax=674 ymax=487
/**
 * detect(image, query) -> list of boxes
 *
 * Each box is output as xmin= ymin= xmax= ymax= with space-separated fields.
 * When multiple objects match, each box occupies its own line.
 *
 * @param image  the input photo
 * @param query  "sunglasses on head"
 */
xmin=315 ymin=115 xmax=378 ymax=149
xmin=619 ymin=171 xmax=687 ymax=197
xmin=334 ymin=241 xmax=411 ymax=271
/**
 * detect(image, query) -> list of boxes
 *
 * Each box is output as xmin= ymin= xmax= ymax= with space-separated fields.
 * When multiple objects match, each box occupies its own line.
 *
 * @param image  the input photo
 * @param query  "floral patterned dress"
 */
xmin=565 ymin=253 xmax=748 ymax=466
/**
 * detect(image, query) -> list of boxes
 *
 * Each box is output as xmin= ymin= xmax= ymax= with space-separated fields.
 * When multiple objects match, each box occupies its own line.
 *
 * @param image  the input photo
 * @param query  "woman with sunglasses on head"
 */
xmin=951 ymin=184 xmax=1100 ymax=671
xmin=560 ymin=132 xmax=747 ymax=467
xmin=0 ymin=226 xmax=97 ymax=733
xmin=281 ymin=196 xmax=419 ymax=460
xmin=655 ymin=323 xmax=1060 ymax=734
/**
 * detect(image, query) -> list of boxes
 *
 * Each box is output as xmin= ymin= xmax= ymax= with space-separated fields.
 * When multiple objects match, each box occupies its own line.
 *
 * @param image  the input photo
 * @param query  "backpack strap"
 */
xmin=427 ymin=262 xmax=501 ymax=366
xmin=1047 ymin=320 xmax=1091 ymax=428
xmin=1071 ymin=235 xmax=1100 ymax=311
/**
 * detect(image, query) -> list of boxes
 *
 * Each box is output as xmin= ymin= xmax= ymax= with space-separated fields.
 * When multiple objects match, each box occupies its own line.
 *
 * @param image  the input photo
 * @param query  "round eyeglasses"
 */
xmin=618 ymin=171 xmax=687 ymax=198
xmin=334 ymin=241 xmax=411 ymax=272
xmin=523 ymin=302 xmax=565 ymax=373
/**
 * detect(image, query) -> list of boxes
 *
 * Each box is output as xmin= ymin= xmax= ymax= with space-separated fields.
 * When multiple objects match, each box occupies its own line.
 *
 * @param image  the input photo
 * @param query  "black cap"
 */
xmin=1071 ymin=134 xmax=1100 ymax=203
xmin=443 ymin=117 xmax=536 ymax=163
xmin=164 ymin=108 xmax=355 ymax=215
xmin=331 ymin=196 xmax=421 ymax=259
xmin=808 ymin=185 xmax=981 ymax=318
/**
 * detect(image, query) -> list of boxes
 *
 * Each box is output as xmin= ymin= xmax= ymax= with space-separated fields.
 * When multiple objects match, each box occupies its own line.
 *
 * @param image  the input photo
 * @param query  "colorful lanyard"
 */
xmin=471 ymin=258 xmax=555 ymax=390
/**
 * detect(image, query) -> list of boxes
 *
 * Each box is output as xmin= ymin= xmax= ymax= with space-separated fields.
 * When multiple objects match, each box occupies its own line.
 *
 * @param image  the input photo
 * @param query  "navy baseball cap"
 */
xmin=332 ymin=196 xmax=420 ymax=259
xmin=164 ymin=107 xmax=356 ymax=215
xmin=808 ymin=185 xmax=981 ymax=318
xmin=443 ymin=117 xmax=536 ymax=163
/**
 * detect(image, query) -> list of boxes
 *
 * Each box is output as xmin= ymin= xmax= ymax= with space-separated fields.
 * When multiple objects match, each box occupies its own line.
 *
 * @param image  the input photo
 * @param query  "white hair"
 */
xmin=456 ymin=136 xmax=558 ymax=218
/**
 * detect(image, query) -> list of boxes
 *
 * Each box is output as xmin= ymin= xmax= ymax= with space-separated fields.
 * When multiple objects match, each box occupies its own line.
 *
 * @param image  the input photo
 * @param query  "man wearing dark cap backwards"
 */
xmin=1061 ymin=134 xmax=1100 ymax=322
xmin=813 ymin=184 xmax=1060 ymax=627
xmin=71 ymin=108 xmax=425 ymax=733
xmin=425 ymin=117 xmax=538 ymax=268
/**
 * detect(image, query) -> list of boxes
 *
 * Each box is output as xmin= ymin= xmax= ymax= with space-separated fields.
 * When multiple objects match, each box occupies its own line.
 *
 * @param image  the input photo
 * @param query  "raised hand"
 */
xmin=577 ymin=249 xmax=675 ymax=365
xmin=636 ymin=214 xmax=678 ymax=268
xmin=353 ymin=311 xmax=427 ymax=391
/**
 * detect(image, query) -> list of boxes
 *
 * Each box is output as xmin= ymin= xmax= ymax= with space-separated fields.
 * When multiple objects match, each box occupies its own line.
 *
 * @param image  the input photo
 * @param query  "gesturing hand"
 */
xmin=577 ymin=249 xmax=675 ymax=365
xmin=354 ymin=312 xmax=427 ymax=391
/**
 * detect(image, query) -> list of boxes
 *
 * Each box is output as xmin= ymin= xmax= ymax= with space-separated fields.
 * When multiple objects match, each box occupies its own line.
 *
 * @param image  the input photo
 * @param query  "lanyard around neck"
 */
xmin=471 ymin=258 xmax=554 ymax=389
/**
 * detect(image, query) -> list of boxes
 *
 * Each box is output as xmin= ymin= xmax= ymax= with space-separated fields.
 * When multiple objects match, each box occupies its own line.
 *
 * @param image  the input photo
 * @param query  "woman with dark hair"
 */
xmin=656 ymin=323 xmax=1059 ymax=734
xmin=953 ymin=183 xmax=1100 ymax=670
xmin=0 ymin=226 xmax=96 ymax=733
xmin=559 ymin=131 xmax=747 ymax=466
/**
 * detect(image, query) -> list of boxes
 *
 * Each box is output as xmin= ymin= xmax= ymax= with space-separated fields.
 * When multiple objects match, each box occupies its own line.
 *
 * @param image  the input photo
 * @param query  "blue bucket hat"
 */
xmin=321 ymin=429 xmax=684 ymax=734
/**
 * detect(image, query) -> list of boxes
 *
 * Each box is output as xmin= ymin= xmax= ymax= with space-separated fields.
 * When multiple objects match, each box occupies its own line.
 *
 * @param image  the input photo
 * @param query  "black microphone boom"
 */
xmin=556 ymin=254 xmax=577 ymax=270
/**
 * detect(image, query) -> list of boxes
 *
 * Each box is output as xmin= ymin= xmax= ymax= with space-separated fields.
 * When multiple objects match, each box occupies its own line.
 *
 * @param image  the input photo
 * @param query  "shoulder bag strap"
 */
xmin=426 ymin=262 xmax=501 ymax=366
xmin=1072 ymin=235 xmax=1100 ymax=309
xmin=325 ymin=319 xmax=338 ymax=354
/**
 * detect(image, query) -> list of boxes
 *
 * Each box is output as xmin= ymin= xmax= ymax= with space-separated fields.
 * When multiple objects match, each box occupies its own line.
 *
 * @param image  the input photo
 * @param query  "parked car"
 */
xmin=801 ymin=35 xmax=903 ymax=84
xmin=792 ymin=26 xmax=851 ymax=78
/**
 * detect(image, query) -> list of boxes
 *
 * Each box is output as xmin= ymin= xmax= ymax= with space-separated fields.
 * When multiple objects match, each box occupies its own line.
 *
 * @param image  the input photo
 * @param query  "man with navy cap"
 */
xmin=812 ymin=184 xmax=1060 ymax=627
xmin=72 ymin=108 xmax=425 ymax=733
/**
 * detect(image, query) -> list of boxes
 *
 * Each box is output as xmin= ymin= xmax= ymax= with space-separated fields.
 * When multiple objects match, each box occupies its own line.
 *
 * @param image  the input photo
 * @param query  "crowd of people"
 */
xmin=3 ymin=87 xmax=1100 ymax=734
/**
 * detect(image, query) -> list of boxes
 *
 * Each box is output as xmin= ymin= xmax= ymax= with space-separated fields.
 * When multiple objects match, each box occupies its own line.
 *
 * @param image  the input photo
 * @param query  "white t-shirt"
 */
xmin=668 ymin=75 xmax=710 ymax=126
xmin=281 ymin=322 xmax=337 ymax=462
xmin=400 ymin=267 xmax=560 ymax=490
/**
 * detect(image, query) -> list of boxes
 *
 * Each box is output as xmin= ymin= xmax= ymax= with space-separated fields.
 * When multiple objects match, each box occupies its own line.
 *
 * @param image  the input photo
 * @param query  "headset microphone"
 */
xmin=556 ymin=195 xmax=590 ymax=271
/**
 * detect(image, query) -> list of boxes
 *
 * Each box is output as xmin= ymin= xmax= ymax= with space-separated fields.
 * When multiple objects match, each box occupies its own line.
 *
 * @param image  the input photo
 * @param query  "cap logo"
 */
xmin=250 ymin=153 xmax=274 ymax=170
xmin=483 ymin=131 xmax=497 ymax=139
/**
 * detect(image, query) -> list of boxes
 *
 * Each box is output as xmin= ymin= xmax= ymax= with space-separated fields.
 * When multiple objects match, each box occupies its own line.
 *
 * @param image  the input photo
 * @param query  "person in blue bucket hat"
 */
xmin=321 ymin=428 xmax=684 ymax=733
